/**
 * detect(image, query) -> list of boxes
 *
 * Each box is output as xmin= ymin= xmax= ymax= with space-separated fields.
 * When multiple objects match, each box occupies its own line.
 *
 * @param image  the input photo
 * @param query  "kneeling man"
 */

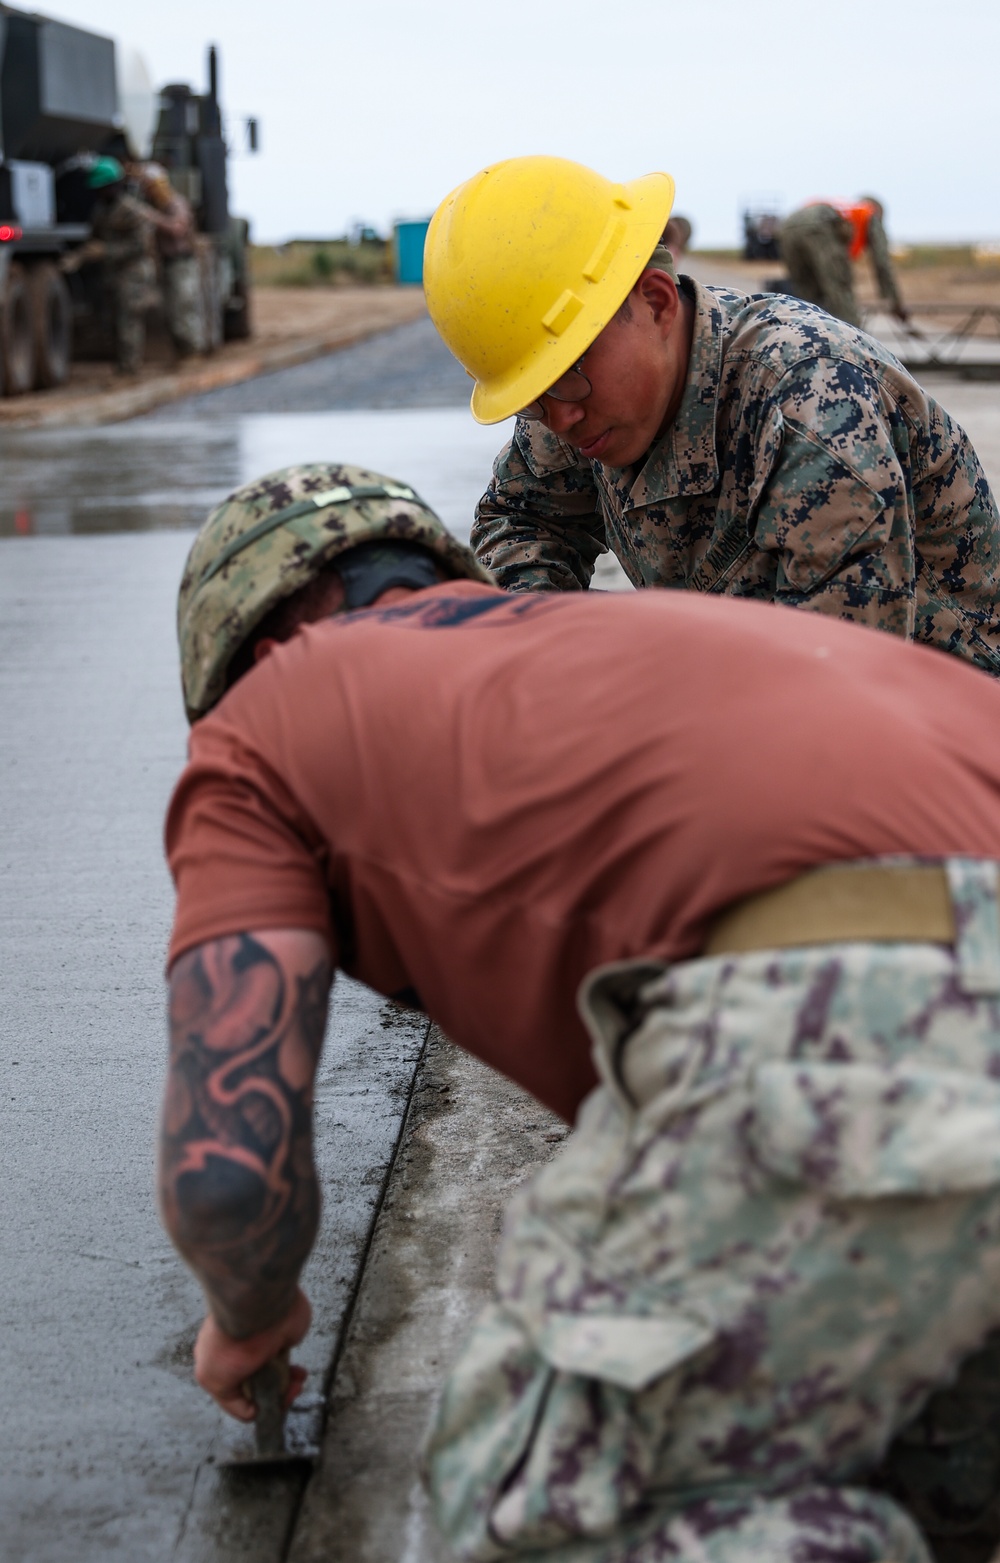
xmin=162 ymin=462 xmax=1000 ymax=1563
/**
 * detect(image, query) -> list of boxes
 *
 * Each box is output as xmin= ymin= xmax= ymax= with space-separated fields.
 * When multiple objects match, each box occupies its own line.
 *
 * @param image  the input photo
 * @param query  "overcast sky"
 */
xmin=39 ymin=0 xmax=1000 ymax=247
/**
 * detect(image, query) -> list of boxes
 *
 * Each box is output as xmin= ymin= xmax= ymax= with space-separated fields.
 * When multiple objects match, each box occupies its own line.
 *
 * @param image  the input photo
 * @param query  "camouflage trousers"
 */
xmin=164 ymin=255 xmax=205 ymax=356
xmin=779 ymin=209 xmax=860 ymax=326
xmin=425 ymin=858 xmax=1000 ymax=1562
xmin=114 ymin=257 xmax=159 ymax=375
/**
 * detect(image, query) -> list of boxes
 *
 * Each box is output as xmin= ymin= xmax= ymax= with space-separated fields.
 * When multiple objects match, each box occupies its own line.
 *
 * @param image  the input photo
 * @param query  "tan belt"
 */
xmin=704 ymin=863 xmax=955 ymax=958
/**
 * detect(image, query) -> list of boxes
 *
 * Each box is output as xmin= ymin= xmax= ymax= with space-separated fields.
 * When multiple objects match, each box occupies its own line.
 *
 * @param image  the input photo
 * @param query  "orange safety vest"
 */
xmin=807 ymin=199 xmax=878 ymax=259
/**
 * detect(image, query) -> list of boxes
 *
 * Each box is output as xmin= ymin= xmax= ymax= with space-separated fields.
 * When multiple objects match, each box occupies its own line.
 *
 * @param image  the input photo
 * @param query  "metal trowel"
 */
xmin=217 ymin=1354 xmax=321 ymax=1470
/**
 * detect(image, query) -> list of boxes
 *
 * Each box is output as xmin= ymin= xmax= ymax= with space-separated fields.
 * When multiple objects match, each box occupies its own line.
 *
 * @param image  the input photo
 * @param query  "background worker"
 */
xmin=62 ymin=157 xmax=159 ymax=376
xmin=779 ymin=195 xmax=908 ymax=327
xmin=135 ymin=163 xmax=203 ymax=358
xmin=663 ymin=211 xmax=692 ymax=264
xmin=164 ymin=461 xmax=1000 ymax=1563
xmin=423 ymin=157 xmax=1000 ymax=676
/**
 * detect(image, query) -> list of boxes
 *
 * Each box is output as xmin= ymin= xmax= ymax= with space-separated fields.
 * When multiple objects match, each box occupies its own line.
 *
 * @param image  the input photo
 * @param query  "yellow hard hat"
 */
xmin=424 ymin=155 xmax=675 ymax=425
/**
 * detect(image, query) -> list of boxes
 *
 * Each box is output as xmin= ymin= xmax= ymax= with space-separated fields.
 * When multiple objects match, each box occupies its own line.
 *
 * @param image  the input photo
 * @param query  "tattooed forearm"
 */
xmin=159 ymin=931 xmax=332 ymax=1339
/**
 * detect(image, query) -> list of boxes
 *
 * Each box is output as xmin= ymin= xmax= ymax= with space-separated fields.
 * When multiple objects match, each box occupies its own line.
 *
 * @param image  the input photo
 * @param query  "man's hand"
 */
xmin=194 ymin=1287 xmax=312 ymax=1420
xmin=894 ymin=303 xmax=911 ymax=325
xmin=60 ymin=240 xmax=104 ymax=273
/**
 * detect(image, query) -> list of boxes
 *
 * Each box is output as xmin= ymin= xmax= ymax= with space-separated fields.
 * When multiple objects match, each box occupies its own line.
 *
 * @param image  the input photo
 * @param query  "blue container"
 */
xmin=394 ymin=219 xmax=431 ymax=285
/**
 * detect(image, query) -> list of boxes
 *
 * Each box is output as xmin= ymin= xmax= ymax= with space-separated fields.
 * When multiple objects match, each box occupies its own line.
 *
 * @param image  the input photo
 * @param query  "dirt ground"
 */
xmin=0 ymin=285 xmax=428 ymax=427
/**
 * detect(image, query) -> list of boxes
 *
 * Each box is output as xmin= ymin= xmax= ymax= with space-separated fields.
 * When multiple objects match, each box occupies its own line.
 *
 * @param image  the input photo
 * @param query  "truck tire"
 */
xmin=3 ymin=263 xmax=36 ymax=395
xmin=29 ymin=263 xmax=72 ymax=388
xmin=223 ymin=275 xmax=252 ymax=340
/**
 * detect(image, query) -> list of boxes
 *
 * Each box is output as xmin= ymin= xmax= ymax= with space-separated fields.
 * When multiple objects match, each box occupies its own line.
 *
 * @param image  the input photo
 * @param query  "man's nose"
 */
xmin=542 ymin=398 xmax=586 ymax=436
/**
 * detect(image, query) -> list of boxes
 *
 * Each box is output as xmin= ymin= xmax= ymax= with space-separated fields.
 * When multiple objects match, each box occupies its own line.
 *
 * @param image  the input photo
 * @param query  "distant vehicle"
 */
xmin=0 ymin=6 xmax=255 ymax=393
xmin=742 ymin=208 xmax=782 ymax=263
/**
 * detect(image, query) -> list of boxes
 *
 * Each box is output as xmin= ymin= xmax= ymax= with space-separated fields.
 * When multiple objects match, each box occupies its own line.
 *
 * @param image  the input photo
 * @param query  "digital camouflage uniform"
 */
xmin=164 ymin=254 xmax=205 ymax=356
xmin=148 ymin=186 xmax=205 ymax=357
xmin=91 ymin=188 xmax=160 ymax=374
xmin=778 ymin=203 xmax=902 ymax=328
xmin=472 ymin=280 xmax=1000 ymax=676
xmin=426 ymin=858 xmax=1000 ymax=1563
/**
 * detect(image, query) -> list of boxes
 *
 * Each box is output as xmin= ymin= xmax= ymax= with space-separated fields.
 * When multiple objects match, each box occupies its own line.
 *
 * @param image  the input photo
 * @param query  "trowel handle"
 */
xmin=247 ymin=1351 xmax=291 ymax=1457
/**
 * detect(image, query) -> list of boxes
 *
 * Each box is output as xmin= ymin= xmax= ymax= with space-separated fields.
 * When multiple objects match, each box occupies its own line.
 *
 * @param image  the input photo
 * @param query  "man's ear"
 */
xmin=635 ymin=268 xmax=680 ymax=334
xmin=253 ymin=637 xmax=279 ymax=665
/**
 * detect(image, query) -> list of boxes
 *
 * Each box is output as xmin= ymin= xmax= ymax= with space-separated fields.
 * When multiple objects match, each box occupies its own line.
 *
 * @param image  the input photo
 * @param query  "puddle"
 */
xmin=0 ymin=408 xmax=515 ymax=545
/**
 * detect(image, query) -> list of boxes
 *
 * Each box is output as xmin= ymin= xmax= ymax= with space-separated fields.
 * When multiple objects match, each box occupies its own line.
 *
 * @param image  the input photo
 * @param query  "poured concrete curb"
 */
xmin=288 ymin=1031 xmax=566 ymax=1563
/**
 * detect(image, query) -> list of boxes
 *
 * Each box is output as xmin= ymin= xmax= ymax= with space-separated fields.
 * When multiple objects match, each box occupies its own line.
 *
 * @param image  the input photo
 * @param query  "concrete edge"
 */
xmin=170 ymin=1013 xmax=434 ymax=1563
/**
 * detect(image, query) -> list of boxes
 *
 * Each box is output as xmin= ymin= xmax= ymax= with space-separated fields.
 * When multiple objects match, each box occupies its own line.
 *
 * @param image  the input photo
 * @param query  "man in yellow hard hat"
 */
xmin=424 ymin=156 xmax=1000 ymax=675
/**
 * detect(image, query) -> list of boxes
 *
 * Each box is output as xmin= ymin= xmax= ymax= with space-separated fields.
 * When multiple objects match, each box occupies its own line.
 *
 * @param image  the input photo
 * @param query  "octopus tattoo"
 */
xmin=159 ymin=933 xmax=330 ymax=1337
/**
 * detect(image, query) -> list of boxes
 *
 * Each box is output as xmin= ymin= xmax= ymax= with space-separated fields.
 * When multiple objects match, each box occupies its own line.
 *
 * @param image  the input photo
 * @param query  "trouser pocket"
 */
xmin=424 ymin=1302 xmax=715 ymax=1561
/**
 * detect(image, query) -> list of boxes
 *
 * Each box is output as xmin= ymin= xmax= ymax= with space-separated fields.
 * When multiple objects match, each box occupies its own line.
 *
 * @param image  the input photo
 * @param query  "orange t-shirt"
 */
xmin=166 ymin=582 xmax=1000 ymax=1120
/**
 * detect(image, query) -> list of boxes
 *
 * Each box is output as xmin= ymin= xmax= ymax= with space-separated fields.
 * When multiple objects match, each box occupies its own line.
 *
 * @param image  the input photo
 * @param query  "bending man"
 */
xmin=163 ymin=463 xmax=1000 ymax=1563
xmin=779 ymin=195 xmax=907 ymax=327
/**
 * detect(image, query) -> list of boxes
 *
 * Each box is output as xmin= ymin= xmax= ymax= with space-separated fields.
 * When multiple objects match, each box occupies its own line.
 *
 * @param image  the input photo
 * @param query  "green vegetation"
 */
xmin=894 ymin=244 xmax=977 ymax=269
xmin=689 ymin=248 xmax=743 ymax=262
xmin=250 ymin=238 xmax=393 ymax=287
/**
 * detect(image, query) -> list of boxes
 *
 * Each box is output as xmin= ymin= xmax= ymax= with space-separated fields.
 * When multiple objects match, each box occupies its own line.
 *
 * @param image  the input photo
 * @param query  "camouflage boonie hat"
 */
xmin=178 ymin=461 xmax=494 ymax=722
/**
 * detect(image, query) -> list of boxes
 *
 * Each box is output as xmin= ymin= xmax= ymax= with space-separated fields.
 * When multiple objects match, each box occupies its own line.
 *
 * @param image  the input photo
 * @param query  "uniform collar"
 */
xmin=609 ymin=277 xmax=724 ymax=509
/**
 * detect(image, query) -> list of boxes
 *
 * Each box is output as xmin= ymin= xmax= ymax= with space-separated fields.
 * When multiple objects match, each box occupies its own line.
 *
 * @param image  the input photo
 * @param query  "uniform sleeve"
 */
xmin=165 ymin=722 xmax=337 ymax=969
xmin=472 ymin=419 xmax=608 ymax=591
xmin=866 ymin=215 xmax=903 ymax=312
xmin=751 ymin=358 xmax=916 ymax=638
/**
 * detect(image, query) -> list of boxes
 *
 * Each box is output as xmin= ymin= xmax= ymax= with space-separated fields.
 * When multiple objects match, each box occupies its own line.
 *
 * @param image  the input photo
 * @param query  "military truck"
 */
xmin=0 ymin=4 xmax=253 ymax=394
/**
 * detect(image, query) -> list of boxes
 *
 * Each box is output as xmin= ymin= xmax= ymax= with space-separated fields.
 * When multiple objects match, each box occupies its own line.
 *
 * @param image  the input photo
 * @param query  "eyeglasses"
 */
xmin=517 ymin=358 xmax=592 ymax=421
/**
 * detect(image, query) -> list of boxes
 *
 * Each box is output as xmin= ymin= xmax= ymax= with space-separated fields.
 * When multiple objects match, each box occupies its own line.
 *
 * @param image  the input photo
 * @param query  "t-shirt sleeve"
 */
xmin=165 ymin=719 xmax=337 ymax=970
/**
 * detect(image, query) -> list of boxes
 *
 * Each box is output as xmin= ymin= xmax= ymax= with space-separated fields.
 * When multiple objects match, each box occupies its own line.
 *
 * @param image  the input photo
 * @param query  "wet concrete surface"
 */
xmin=0 ymin=534 xmax=434 ymax=1561
xmin=0 ymin=407 xmax=511 ymax=545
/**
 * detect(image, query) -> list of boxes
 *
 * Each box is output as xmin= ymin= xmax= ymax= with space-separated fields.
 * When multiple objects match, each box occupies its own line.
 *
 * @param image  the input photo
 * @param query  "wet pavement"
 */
xmin=0 ymin=530 xmax=435 ymax=1561
xmin=3 ymin=306 xmax=1000 ymax=1562
xmin=0 ymin=406 xmax=509 ymax=545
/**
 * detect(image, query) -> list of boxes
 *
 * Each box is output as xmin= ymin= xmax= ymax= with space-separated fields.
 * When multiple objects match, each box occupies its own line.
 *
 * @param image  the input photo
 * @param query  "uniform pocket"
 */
xmin=752 ymin=1061 xmax=1000 ymax=1199
xmin=489 ymin=1308 xmax=716 ymax=1550
xmin=535 ymin=1309 xmax=715 ymax=1391
xmin=425 ymin=1303 xmax=716 ymax=1560
xmin=755 ymin=420 xmax=891 ymax=594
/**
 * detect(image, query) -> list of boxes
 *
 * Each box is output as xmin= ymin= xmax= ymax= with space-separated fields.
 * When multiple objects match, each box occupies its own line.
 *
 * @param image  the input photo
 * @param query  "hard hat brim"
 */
xmin=468 ymin=170 xmax=676 ymax=426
